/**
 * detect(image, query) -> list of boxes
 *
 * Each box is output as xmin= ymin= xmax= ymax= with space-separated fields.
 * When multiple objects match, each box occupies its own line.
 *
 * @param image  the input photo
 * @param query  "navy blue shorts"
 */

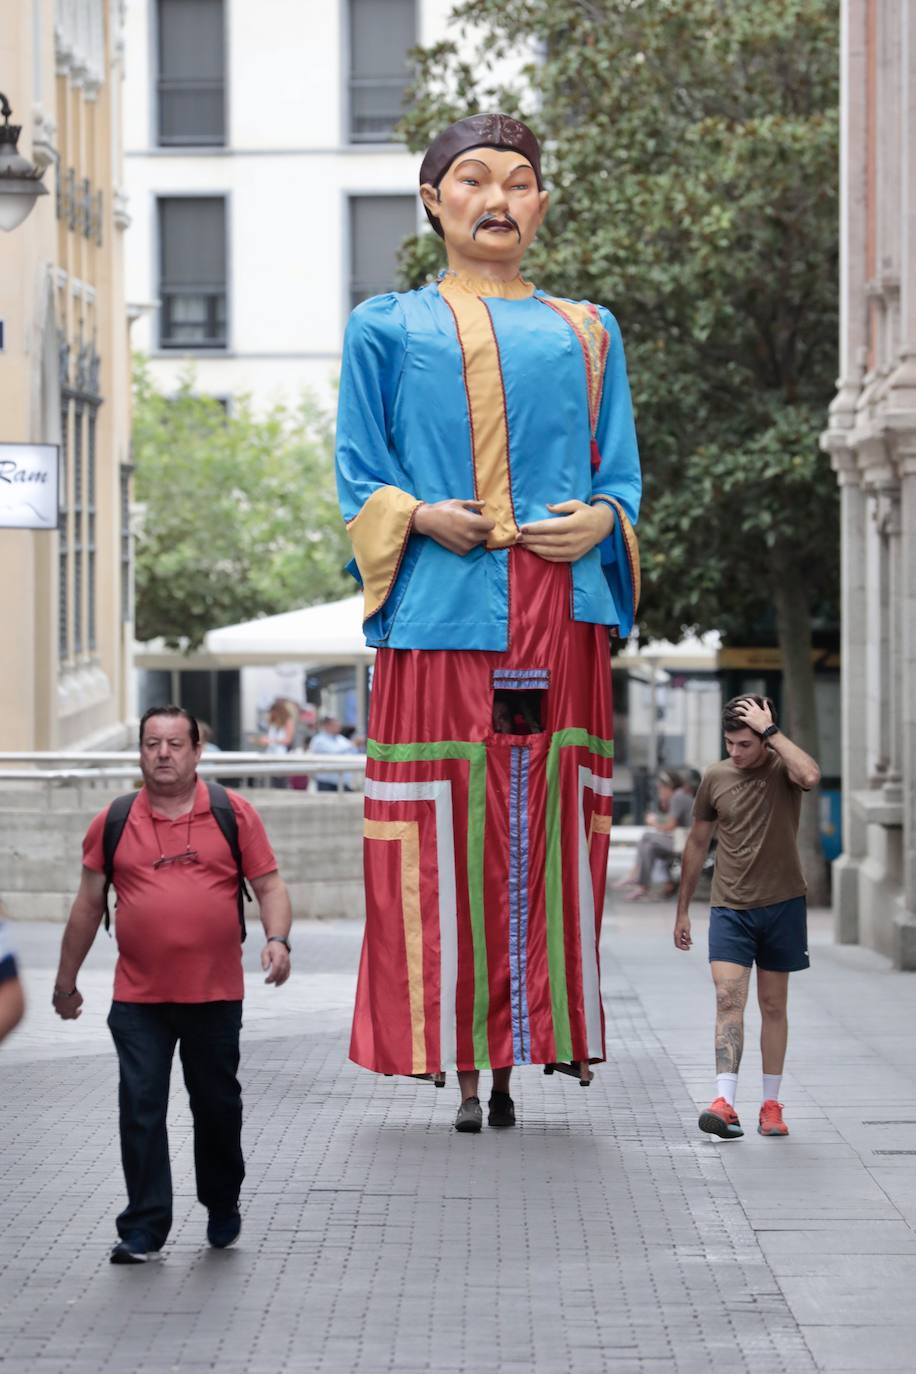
xmin=708 ymin=896 xmax=809 ymax=972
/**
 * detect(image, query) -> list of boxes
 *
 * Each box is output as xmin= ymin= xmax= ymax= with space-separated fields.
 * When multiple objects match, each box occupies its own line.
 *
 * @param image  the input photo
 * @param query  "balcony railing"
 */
xmin=349 ymin=76 xmax=409 ymax=142
xmin=160 ymin=289 xmax=227 ymax=349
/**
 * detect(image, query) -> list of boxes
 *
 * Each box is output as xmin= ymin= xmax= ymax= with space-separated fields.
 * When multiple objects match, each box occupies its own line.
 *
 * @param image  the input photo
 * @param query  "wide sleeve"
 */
xmin=335 ymin=294 xmax=422 ymax=622
xmin=589 ymin=308 xmax=642 ymax=637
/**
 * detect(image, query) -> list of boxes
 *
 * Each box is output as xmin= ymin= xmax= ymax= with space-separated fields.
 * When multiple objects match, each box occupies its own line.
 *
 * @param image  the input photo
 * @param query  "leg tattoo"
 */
xmin=714 ymin=975 xmax=749 ymax=1075
xmin=716 ymin=1017 xmax=744 ymax=1074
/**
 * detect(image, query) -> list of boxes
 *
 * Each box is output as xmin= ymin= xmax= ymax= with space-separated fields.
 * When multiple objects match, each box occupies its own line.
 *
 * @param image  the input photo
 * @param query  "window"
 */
xmin=156 ymin=0 xmax=225 ymax=146
xmin=158 ymin=197 xmax=227 ymax=348
xmin=58 ymin=330 xmax=102 ymax=663
xmin=58 ymin=357 xmax=70 ymax=662
xmin=349 ymin=196 xmax=416 ymax=311
xmin=87 ymin=405 xmax=98 ymax=651
xmin=348 ymin=0 xmax=416 ymax=143
xmin=120 ymin=463 xmax=133 ymax=624
xmin=72 ymin=398 xmax=84 ymax=655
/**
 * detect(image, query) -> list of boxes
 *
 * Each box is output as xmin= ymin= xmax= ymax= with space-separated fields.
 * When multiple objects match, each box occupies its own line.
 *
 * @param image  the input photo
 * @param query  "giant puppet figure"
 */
xmin=336 ymin=113 xmax=641 ymax=1133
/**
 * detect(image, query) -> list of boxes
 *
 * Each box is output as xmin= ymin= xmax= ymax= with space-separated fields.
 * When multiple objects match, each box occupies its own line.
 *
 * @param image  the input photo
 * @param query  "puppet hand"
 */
xmin=517 ymin=500 xmax=615 ymax=562
xmin=414 ymin=499 xmax=495 ymax=555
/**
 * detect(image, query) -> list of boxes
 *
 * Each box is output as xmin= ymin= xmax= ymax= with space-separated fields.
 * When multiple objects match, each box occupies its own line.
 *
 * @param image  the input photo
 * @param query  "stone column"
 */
xmin=861 ymin=463 xmax=896 ymax=787
xmin=821 ymin=0 xmax=871 ymax=942
xmin=878 ymin=482 xmax=903 ymax=799
xmin=885 ymin=2 xmax=916 ymax=965
xmin=899 ymin=453 xmax=916 ymax=957
xmin=830 ymin=452 xmax=868 ymax=942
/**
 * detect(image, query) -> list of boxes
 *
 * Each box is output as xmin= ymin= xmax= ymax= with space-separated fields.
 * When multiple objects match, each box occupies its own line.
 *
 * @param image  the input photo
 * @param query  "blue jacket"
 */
xmin=335 ymin=272 xmax=642 ymax=650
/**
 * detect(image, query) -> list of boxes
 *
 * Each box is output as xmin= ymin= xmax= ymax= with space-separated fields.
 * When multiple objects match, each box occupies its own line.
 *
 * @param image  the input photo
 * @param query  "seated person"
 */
xmin=617 ymin=770 xmax=695 ymax=899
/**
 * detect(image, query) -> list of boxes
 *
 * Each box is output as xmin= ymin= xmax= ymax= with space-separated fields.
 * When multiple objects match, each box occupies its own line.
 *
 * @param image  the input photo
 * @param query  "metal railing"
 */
xmin=0 ymin=755 xmax=644 ymax=844
xmin=0 ymin=752 xmax=367 ymax=788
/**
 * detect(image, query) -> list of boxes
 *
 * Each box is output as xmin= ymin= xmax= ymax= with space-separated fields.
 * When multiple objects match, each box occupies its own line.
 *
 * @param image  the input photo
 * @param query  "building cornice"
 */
xmin=112 ymin=188 xmax=131 ymax=231
xmin=55 ymin=0 xmax=106 ymax=93
xmin=885 ymin=350 xmax=916 ymax=414
xmin=31 ymin=107 xmax=58 ymax=174
xmin=856 ymin=434 xmax=896 ymax=489
xmin=821 ymin=431 xmax=863 ymax=486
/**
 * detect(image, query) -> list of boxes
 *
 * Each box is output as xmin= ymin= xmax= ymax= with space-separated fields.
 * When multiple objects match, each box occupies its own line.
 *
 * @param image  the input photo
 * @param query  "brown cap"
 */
xmin=419 ymin=112 xmax=543 ymax=238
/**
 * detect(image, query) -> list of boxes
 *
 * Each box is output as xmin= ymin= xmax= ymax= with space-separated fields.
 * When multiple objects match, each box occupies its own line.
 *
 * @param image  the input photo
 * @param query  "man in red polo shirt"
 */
xmin=52 ymin=706 xmax=293 ymax=1264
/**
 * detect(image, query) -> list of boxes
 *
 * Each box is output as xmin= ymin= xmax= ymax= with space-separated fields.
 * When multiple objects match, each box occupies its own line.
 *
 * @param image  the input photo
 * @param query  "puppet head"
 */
xmin=419 ymin=113 xmax=548 ymax=265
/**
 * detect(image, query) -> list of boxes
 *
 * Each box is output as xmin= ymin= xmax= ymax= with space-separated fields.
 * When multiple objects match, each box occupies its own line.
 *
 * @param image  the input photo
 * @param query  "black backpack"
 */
xmin=102 ymin=781 xmax=251 ymax=942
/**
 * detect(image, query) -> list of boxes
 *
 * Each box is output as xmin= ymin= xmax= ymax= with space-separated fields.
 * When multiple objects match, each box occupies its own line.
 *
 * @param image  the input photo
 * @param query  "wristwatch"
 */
xmin=267 ymin=935 xmax=292 ymax=952
xmin=761 ymin=724 xmax=779 ymax=741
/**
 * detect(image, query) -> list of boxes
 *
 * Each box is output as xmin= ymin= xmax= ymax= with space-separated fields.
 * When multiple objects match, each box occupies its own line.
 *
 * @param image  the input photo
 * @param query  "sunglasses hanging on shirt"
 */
xmin=151 ymin=812 xmax=200 ymax=870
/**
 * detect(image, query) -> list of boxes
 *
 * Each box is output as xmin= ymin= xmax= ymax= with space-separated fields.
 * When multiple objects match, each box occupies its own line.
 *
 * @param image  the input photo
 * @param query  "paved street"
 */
xmin=3 ymin=900 xmax=916 ymax=1374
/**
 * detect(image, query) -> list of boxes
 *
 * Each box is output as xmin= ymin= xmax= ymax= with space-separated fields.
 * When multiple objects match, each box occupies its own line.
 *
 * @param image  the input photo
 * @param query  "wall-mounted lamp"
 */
xmin=0 ymin=92 xmax=49 ymax=232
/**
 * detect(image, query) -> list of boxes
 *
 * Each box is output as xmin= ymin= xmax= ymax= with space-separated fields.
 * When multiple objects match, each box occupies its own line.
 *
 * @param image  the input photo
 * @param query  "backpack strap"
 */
xmin=102 ymin=792 xmax=138 ymax=935
xmin=206 ymin=781 xmax=252 ymax=943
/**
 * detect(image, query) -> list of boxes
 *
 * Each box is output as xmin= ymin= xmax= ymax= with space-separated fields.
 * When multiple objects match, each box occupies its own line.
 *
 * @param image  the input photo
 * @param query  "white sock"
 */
xmin=716 ymin=1073 xmax=738 ymax=1107
xmin=762 ymin=1074 xmax=782 ymax=1103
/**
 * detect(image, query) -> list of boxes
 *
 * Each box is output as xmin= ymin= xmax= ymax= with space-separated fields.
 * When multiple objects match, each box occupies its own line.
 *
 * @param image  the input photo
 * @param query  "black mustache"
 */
xmin=471 ymin=212 xmax=521 ymax=241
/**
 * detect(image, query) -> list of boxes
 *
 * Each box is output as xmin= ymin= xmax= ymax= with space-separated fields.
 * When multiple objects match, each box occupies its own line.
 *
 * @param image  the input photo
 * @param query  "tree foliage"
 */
xmin=132 ymin=362 xmax=351 ymax=648
xmin=398 ymin=0 xmax=840 ymax=646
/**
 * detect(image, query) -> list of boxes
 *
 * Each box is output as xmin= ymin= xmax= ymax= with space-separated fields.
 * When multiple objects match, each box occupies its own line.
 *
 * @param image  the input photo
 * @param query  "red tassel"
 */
xmin=590 ymin=438 xmax=602 ymax=471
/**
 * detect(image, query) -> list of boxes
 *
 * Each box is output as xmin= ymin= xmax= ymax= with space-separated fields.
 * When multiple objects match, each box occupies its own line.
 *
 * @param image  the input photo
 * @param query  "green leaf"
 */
xmin=398 ymin=0 xmax=839 ymax=646
xmin=132 ymin=358 xmax=351 ymax=649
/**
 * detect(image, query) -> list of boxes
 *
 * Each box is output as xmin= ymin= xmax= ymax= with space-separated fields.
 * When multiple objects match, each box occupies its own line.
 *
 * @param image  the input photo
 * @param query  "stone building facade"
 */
xmin=0 ymin=0 xmax=133 ymax=750
xmin=822 ymin=0 xmax=916 ymax=967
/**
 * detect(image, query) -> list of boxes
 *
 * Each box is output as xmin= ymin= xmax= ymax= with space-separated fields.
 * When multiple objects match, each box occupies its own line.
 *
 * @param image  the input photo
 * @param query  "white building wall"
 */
xmin=122 ymin=0 xmax=468 ymax=408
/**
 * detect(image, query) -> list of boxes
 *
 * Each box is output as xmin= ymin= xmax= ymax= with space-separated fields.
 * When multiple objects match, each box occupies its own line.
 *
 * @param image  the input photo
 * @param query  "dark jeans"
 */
xmin=107 ymin=1000 xmax=245 ymax=1249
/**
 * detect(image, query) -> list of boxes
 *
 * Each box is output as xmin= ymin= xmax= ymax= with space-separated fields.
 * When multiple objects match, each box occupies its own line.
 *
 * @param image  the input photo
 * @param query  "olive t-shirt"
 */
xmin=692 ymin=751 xmax=806 ymax=909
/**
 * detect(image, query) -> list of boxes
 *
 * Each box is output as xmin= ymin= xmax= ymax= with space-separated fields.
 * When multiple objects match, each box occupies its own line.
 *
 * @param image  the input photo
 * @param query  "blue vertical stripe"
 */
xmin=509 ymin=746 xmax=532 ymax=1064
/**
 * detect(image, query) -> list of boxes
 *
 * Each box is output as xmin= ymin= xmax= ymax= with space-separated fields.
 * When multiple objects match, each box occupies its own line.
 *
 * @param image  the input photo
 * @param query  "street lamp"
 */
xmin=0 ymin=93 xmax=48 ymax=232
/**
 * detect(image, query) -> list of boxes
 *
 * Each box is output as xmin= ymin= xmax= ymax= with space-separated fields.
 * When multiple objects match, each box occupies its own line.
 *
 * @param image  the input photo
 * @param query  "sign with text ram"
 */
xmin=0 ymin=444 xmax=60 ymax=530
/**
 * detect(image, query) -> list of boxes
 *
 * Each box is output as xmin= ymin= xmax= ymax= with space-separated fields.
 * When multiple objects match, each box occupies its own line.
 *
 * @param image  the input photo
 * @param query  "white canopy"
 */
xmin=136 ymin=600 xmax=720 ymax=675
xmin=618 ymin=630 xmax=721 ymax=677
xmin=202 ymin=595 xmax=373 ymax=666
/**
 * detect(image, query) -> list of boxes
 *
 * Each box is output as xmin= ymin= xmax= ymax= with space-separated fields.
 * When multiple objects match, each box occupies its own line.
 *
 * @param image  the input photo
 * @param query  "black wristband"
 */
xmin=267 ymin=935 xmax=291 ymax=952
xmin=760 ymin=724 xmax=779 ymax=741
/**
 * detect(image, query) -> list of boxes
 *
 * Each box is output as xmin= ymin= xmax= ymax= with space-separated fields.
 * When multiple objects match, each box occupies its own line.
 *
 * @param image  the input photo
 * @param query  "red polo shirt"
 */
xmin=82 ymin=780 xmax=278 ymax=1003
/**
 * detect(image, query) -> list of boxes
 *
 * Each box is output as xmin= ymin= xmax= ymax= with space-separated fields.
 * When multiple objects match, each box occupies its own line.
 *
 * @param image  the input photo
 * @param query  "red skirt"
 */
xmin=350 ymin=547 xmax=614 ymax=1074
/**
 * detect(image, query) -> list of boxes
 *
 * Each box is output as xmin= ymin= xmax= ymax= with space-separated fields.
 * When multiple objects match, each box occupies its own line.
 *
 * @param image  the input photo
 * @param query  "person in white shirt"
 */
xmin=310 ymin=716 xmax=359 ymax=792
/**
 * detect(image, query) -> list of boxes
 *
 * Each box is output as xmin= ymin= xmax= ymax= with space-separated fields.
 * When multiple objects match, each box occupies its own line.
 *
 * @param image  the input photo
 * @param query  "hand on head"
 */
xmin=733 ymin=696 xmax=773 ymax=736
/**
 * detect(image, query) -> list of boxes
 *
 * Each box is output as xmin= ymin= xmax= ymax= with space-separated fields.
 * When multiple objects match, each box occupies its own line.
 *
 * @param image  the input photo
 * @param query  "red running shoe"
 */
xmin=698 ymin=1097 xmax=744 ymax=1139
xmin=758 ymin=1100 xmax=789 ymax=1136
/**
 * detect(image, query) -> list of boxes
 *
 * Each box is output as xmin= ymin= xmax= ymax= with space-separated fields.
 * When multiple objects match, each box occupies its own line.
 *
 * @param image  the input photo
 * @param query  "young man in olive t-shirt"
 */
xmin=673 ymin=695 xmax=820 ymax=1140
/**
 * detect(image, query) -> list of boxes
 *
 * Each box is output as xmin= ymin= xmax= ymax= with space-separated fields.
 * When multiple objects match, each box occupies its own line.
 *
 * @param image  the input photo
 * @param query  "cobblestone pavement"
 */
xmin=2 ymin=903 xmax=916 ymax=1373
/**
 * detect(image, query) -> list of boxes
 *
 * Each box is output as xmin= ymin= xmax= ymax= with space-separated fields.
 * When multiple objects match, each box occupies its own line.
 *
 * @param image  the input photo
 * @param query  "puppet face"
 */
xmin=421 ymin=145 xmax=548 ymax=264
